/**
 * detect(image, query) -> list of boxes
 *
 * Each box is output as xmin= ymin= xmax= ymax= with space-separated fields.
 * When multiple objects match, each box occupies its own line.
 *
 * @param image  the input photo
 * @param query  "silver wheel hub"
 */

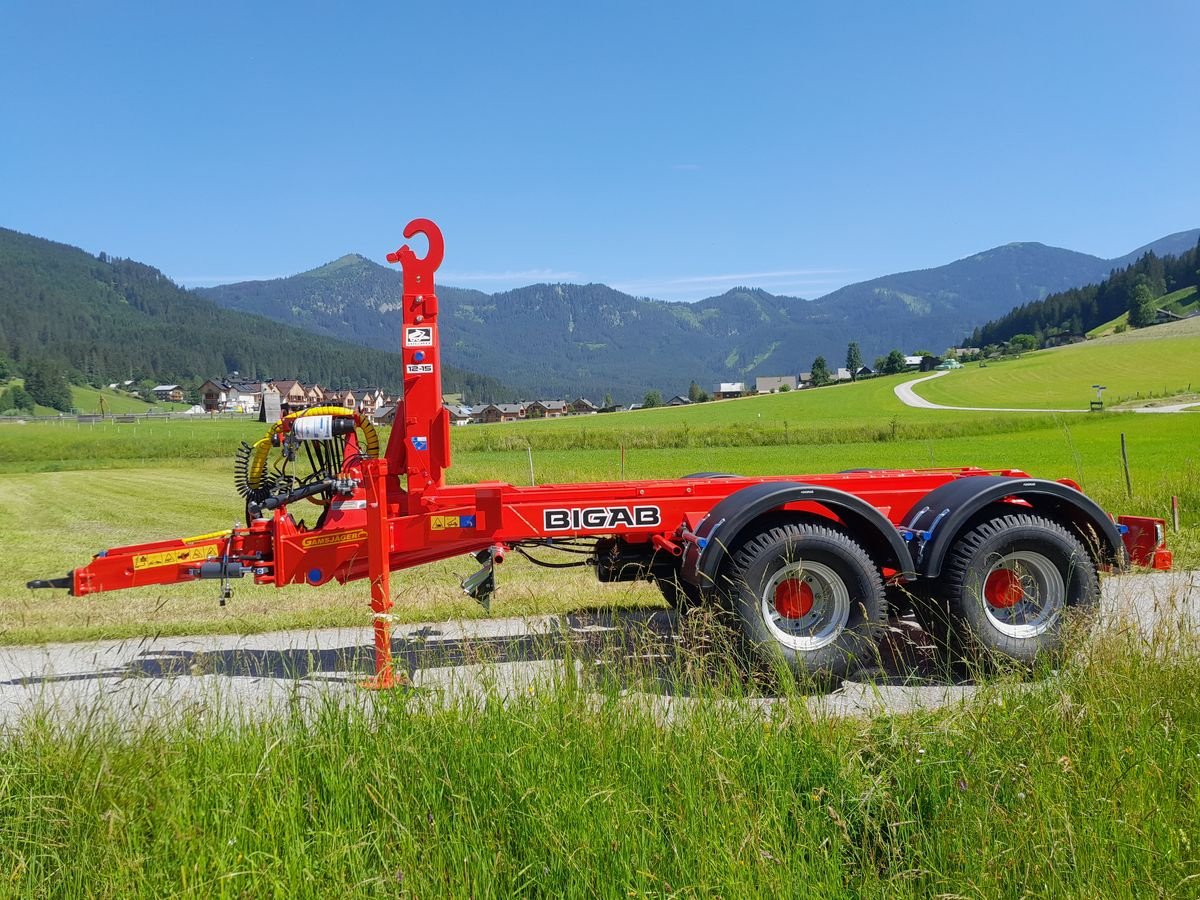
xmin=759 ymin=559 xmax=850 ymax=651
xmin=978 ymin=550 xmax=1065 ymax=638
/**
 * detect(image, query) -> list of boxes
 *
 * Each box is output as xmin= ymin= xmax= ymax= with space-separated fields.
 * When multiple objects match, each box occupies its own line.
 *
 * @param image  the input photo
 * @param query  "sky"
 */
xmin=2 ymin=1 xmax=1197 ymax=301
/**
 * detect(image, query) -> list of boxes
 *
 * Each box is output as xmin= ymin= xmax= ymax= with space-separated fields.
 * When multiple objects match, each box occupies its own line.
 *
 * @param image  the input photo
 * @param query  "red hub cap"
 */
xmin=774 ymin=578 xmax=815 ymax=618
xmin=984 ymin=568 xmax=1025 ymax=609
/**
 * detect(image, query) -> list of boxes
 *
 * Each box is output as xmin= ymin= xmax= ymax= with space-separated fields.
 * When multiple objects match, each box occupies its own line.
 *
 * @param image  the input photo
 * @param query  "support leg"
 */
xmin=359 ymin=460 xmax=401 ymax=690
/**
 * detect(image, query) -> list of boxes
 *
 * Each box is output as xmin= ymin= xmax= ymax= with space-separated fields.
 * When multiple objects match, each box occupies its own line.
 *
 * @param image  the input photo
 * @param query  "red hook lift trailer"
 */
xmin=30 ymin=219 xmax=1173 ymax=687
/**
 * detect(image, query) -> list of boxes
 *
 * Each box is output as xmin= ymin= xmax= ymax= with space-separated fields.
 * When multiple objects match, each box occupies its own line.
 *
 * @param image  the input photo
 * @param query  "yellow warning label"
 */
xmin=300 ymin=529 xmax=368 ymax=549
xmin=430 ymin=516 xmax=458 ymax=531
xmin=132 ymin=544 xmax=220 ymax=571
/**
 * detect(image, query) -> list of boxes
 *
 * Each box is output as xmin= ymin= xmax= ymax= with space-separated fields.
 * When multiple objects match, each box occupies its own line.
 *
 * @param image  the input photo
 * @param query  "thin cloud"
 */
xmin=441 ymin=269 xmax=584 ymax=283
xmin=658 ymin=268 xmax=850 ymax=286
xmin=611 ymin=268 xmax=854 ymax=299
xmin=176 ymin=274 xmax=285 ymax=286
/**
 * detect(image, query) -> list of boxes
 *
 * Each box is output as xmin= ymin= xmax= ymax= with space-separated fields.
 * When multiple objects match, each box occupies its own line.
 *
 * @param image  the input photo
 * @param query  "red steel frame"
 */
xmin=61 ymin=219 xmax=1173 ymax=687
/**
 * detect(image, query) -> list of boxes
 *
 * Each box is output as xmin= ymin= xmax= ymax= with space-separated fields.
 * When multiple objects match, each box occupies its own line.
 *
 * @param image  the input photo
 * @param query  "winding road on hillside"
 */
xmin=895 ymin=371 xmax=1200 ymax=413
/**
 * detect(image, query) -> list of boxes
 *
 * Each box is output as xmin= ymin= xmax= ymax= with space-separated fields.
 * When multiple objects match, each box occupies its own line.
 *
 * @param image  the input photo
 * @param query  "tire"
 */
xmin=722 ymin=523 xmax=886 ymax=679
xmin=931 ymin=513 xmax=1099 ymax=667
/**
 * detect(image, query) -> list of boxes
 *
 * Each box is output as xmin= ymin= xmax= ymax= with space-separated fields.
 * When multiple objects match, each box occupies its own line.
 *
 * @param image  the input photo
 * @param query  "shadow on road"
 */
xmin=2 ymin=608 xmax=970 ymax=698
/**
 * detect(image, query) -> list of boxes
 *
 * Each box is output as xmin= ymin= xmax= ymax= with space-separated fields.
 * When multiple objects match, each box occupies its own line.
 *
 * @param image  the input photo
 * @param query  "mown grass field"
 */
xmin=914 ymin=316 xmax=1200 ymax=410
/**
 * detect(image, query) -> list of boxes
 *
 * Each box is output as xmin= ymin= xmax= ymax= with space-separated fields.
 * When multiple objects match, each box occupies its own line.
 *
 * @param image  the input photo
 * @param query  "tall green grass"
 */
xmin=1 ymin=620 xmax=1197 ymax=897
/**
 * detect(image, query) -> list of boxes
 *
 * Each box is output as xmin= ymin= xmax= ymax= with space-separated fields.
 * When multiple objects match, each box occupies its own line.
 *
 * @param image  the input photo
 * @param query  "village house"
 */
xmin=570 ymin=398 xmax=598 ymax=415
xmin=755 ymin=375 xmax=797 ymax=393
xmin=152 ymin=384 xmax=183 ymax=402
xmin=712 ymin=382 xmax=745 ymax=400
xmin=666 ymin=395 xmax=692 ymax=406
xmin=271 ymin=380 xmax=310 ymax=411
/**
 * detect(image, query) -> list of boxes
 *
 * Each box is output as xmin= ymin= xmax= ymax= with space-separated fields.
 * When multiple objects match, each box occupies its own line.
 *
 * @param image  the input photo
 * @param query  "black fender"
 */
xmin=901 ymin=476 xmax=1126 ymax=578
xmin=681 ymin=481 xmax=915 ymax=589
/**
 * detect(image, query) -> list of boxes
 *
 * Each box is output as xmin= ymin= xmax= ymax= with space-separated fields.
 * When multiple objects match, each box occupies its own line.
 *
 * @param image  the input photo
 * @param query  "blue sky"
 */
xmin=2 ymin=1 xmax=1197 ymax=300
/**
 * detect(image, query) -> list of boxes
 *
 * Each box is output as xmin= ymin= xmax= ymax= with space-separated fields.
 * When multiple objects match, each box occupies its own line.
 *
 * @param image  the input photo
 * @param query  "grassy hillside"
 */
xmin=1087 ymin=285 xmax=1199 ymax=338
xmin=916 ymin=318 xmax=1200 ymax=410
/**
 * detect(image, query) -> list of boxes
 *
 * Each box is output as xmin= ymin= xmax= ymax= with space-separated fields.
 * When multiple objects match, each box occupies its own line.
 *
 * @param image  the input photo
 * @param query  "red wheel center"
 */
xmin=984 ymin=568 xmax=1025 ymax=609
xmin=774 ymin=578 xmax=815 ymax=618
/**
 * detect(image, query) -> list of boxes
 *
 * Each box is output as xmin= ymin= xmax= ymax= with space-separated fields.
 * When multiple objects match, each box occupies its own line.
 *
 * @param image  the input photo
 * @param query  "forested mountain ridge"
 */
xmin=201 ymin=229 xmax=1199 ymax=400
xmin=0 ymin=228 xmax=512 ymax=403
xmin=966 ymin=236 xmax=1200 ymax=348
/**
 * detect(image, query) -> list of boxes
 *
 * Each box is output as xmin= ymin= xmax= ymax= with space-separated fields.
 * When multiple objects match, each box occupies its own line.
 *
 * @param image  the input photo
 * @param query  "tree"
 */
xmin=882 ymin=350 xmax=906 ymax=375
xmin=1009 ymin=333 xmax=1038 ymax=353
xmin=0 ymin=385 xmax=34 ymax=413
xmin=687 ymin=380 xmax=704 ymax=402
xmin=845 ymin=342 xmax=863 ymax=381
xmin=643 ymin=390 xmax=662 ymax=408
xmin=912 ymin=349 xmax=934 ymax=358
xmin=603 ymin=391 xmax=613 ymax=408
xmin=22 ymin=358 xmax=73 ymax=411
xmin=1128 ymin=282 xmax=1157 ymax=328
xmin=810 ymin=356 xmax=832 ymax=387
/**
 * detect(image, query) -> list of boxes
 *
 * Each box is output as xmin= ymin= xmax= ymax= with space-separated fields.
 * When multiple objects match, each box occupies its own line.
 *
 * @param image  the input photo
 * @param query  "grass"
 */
xmin=0 ymin=618 xmax=1197 ymax=896
xmin=914 ymin=317 xmax=1200 ymax=409
xmin=1 ymin=410 xmax=1196 ymax=645
xmin=1087 ymin=285 xmax=1199 ymax=338
xmin=1 ymin=379 xmax=190 ymax=416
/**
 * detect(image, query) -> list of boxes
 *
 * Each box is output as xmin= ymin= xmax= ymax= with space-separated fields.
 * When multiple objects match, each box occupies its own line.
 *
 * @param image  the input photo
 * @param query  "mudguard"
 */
xmin=681 ymin=481 xmax=915 ymax=589
xmin=901 ymin=475 xmax=1126 ymax=577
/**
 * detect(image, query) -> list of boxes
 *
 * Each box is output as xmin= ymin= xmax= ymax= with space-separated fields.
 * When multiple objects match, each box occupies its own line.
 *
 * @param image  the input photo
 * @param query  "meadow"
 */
xmin=914 ymin=316 xmax=1200 ymax=410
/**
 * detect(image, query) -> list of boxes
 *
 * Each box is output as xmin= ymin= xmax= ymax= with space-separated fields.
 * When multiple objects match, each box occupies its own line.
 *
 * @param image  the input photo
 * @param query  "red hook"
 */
xmin=387 ymin=218 xmax=444 ymax=279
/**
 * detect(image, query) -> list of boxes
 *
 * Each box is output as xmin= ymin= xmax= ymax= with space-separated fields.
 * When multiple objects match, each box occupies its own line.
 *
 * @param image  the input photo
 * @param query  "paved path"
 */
xmin=894 ymin=370 xmax=1200 ymax=413
xmin=1 ymin=572 xmax=1195 ymax=729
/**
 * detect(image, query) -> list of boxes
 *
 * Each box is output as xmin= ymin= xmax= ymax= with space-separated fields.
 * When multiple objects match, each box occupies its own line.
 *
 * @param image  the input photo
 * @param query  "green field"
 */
xmin=1087 ymin=285 xmax=1200 ymax=338
xmin=914 ymin=317 xmax=1200 ymax=410
xmin=1 ymin=379 xmax=190 ymax=415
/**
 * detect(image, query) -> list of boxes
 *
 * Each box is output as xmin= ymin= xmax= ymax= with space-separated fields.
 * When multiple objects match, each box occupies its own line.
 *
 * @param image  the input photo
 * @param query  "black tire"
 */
xmin=929 ymin=513 xmax=1099 ymax=667
xmin=721 ymin=523 xmax=886 ymax=679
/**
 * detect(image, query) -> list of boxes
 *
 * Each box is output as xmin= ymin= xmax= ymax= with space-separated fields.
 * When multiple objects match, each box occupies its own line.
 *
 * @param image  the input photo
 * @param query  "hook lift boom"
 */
xmin=29 ymin=219 xmax=1172 ymax=687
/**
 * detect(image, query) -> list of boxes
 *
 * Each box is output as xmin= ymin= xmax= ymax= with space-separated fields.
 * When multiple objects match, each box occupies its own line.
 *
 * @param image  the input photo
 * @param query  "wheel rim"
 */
xmin=979 ymin=550 xmax=1064 ymax=638
xmin=760 ymin=560 xmax=850 ymax=651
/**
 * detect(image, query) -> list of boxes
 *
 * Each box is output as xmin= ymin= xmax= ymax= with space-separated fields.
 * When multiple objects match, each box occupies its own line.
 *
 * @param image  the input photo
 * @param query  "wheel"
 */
xmin=931 ymin=513 xmax=1099 ymax=667
xmin=722 ymin=523 xmax=886 ymax=679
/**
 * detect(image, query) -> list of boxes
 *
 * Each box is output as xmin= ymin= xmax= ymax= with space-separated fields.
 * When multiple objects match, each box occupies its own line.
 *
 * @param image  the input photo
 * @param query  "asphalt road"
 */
xmin=1 ymin=571 xmax=1195 ymax=730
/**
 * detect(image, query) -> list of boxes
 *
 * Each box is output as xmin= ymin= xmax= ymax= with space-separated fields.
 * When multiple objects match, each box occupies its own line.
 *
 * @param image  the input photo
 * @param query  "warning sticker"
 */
xmin=406 ymin=363 xmax=434 ymax=374
xmin=404 ymin=326 xmax=433 ymax=347
xmin=133 ymin=544 xmax=220 ymax=571
xmin=431 ymin=515 xmax=477 ymax=531
xmin=300 ymin=529 xmax=368 ymax=549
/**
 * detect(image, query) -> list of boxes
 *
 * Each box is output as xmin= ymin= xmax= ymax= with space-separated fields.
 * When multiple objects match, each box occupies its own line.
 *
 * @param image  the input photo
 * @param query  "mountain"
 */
xmin=199 ymin=229 xmax=1198 ymax=401
xmin=1107 ymin=229 xmax=1200 ymax=270
xmin=0 ymin=229 xmax=512 ymax=402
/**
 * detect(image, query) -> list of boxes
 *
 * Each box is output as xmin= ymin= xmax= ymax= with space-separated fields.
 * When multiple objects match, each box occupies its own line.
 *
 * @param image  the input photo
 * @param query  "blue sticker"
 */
xmin=459 ymin=515 xmax=476 ymax=528
xmin=411 ymin=435 xmax=428 ymax=451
